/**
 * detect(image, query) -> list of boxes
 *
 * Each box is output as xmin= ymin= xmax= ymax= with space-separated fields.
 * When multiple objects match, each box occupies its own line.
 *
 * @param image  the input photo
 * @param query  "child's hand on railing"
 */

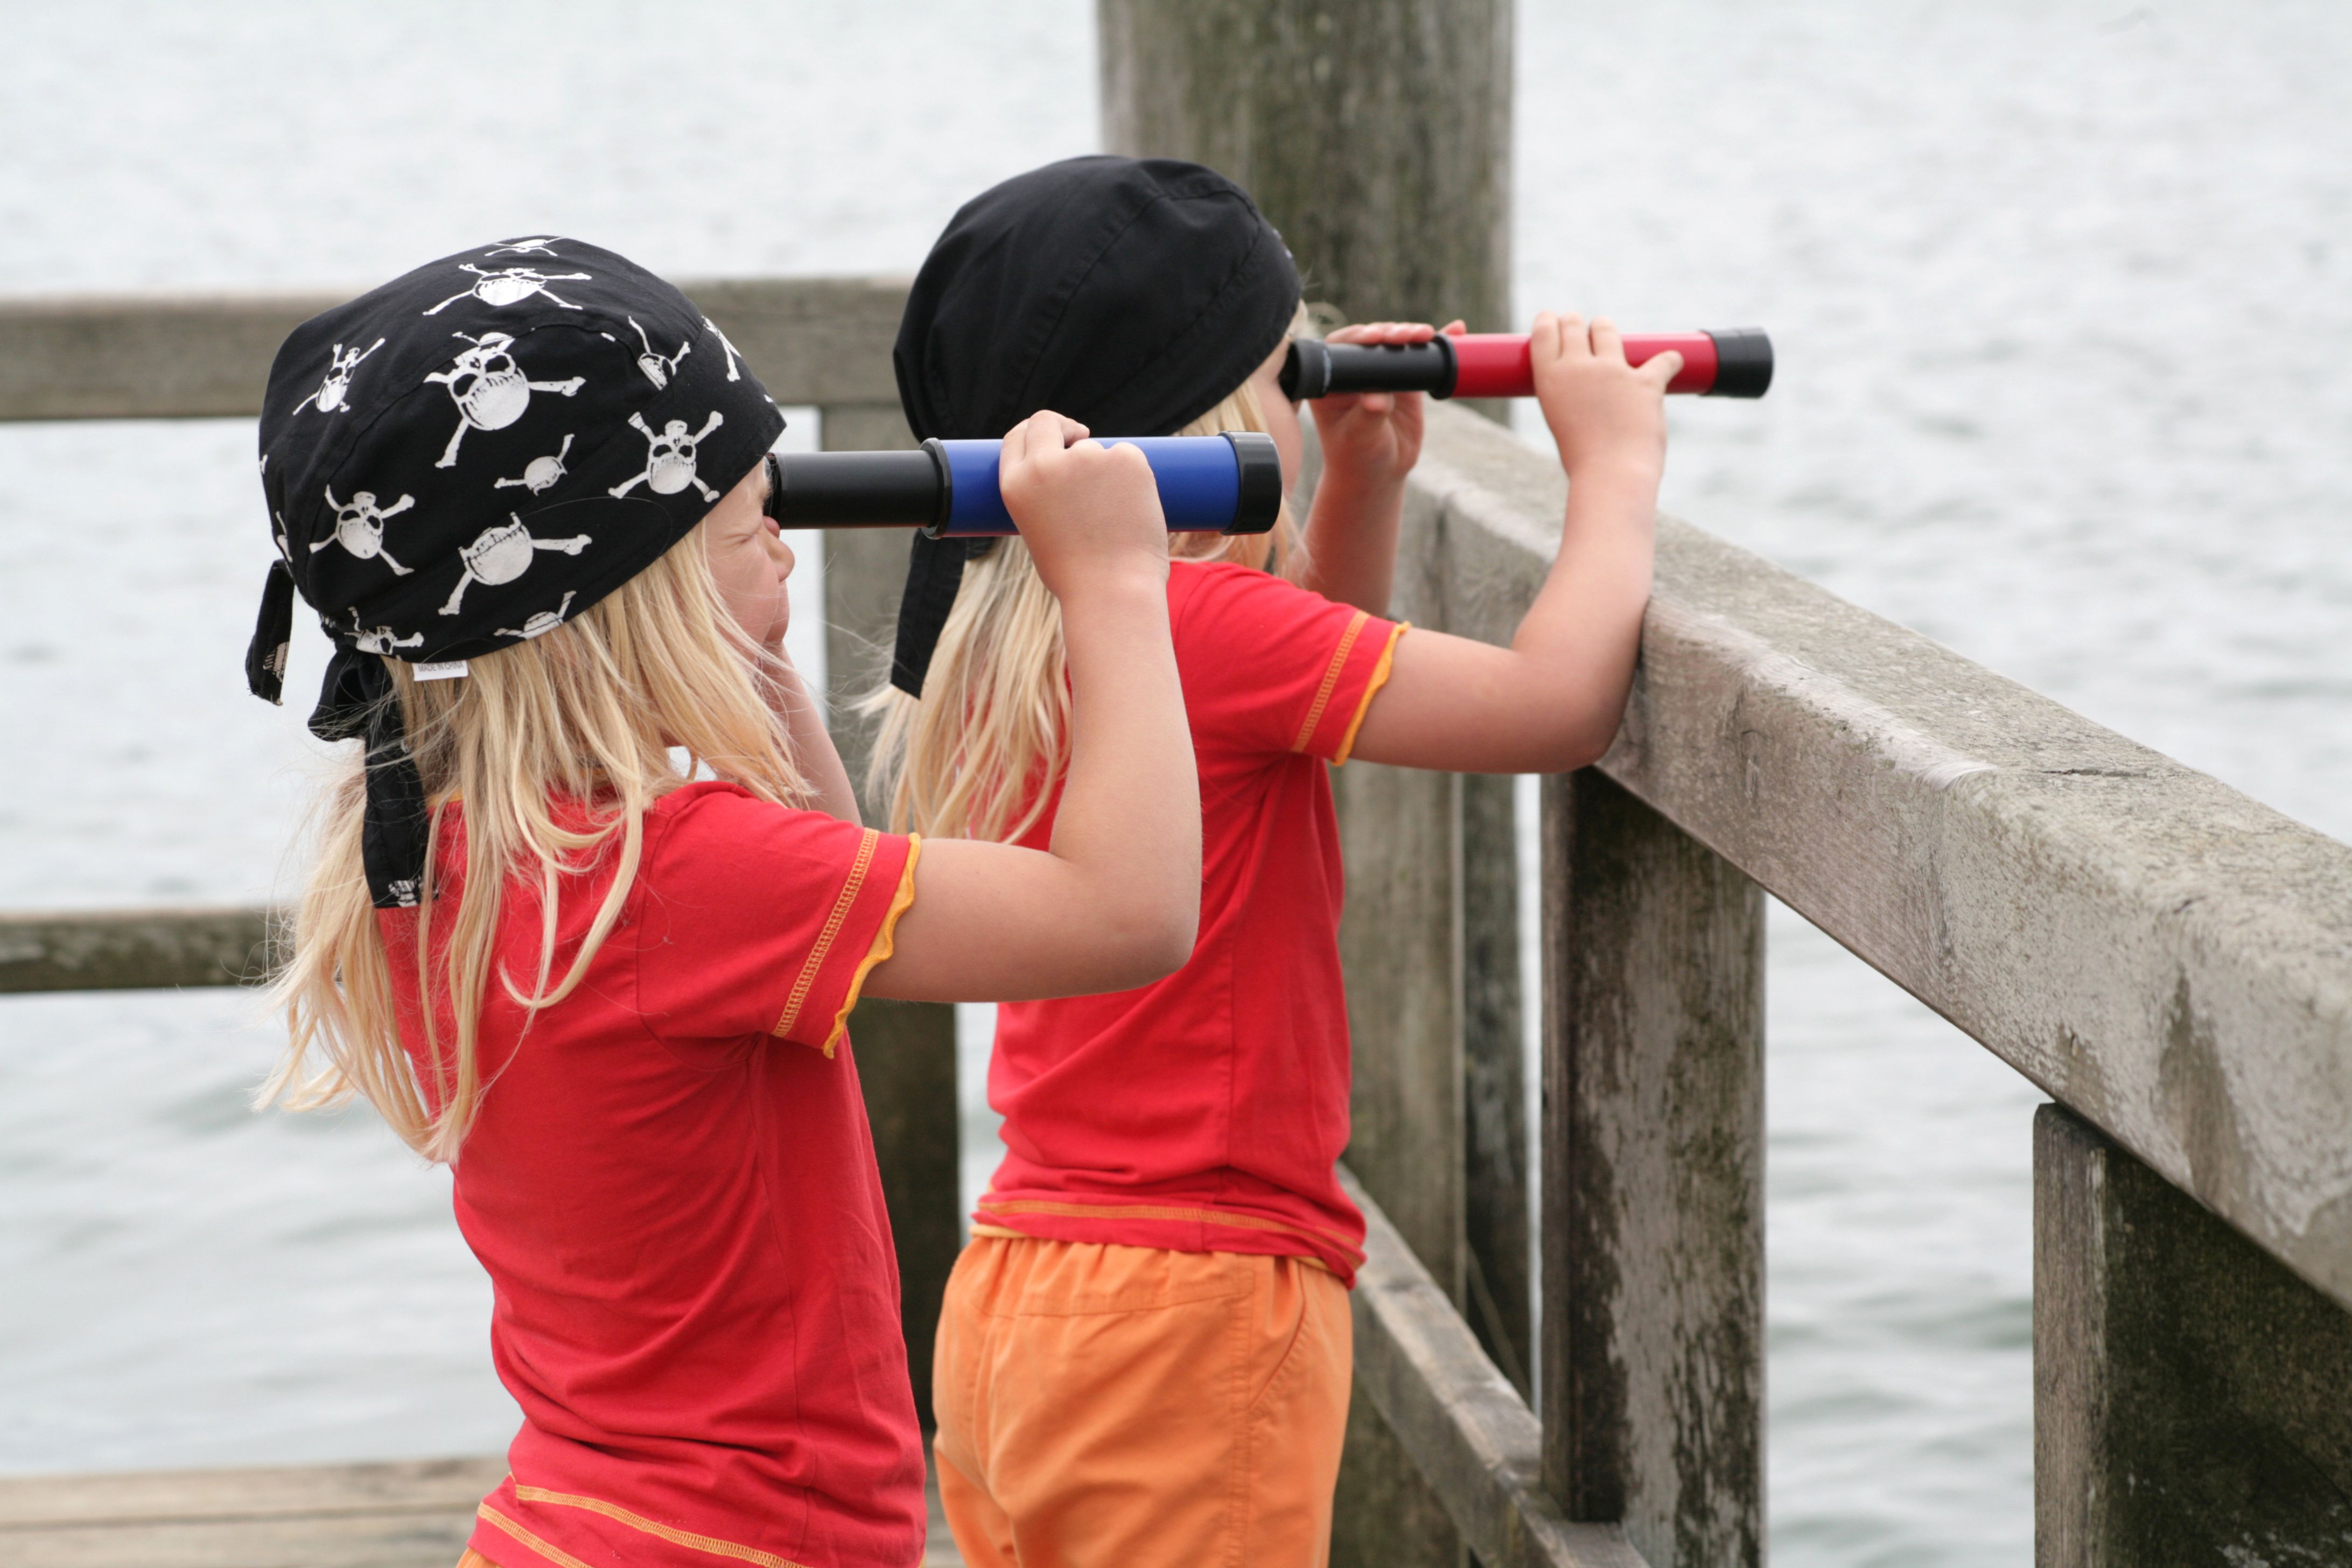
xmin=1531 ymin=312 xmax=1679 ymax=486
xmin=1308 ymin=319 xmax=1466 ymax=494
xmin=998 ymin=410 xmax=1171 ymax=599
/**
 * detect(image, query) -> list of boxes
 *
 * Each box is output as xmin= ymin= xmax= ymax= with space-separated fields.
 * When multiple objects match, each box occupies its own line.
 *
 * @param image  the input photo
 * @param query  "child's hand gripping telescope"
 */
xmin=764 ymin=432 xmax=1284 ymax=537
xmin=1280 ymin=329 xmax=1774 ymax=402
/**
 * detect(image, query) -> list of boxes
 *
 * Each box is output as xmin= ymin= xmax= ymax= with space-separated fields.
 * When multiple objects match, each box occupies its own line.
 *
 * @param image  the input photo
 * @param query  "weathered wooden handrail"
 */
xmin=0 ymin=906 xmax=275 ymax=993
xmin=1405 ymin=404 xmax=2352 ymax=1317
xmin=0 ymin=277 xmax=909 ymax=421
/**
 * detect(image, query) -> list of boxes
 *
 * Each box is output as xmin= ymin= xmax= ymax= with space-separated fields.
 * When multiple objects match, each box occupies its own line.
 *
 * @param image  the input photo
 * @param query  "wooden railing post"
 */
xmin=2034 ymin=1104 xmax=2352 ymax=1566
xmin=818 ymin=400 xmax=961 ymax=1431
xmin=1100 ymin=6 xmax=1515 ymax=1560
xmin=1542 ymin=770 xmax=1763 ymax=1567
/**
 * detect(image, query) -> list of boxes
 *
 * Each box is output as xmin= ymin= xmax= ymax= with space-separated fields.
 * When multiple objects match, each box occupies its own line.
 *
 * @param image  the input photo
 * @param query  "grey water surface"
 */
xmin=3 ymin=6 xmax=2347 ymax=1566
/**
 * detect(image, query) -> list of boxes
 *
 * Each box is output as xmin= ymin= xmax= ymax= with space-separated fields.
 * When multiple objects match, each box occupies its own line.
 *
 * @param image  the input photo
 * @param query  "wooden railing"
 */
xmin=5 ymin=279 xmax=2349 ymax=1567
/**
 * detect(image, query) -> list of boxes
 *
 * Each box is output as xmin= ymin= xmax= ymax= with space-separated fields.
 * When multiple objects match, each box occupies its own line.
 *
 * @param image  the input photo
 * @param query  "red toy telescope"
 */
xmin=1280 ymin=328 xmax=1772 ymax=402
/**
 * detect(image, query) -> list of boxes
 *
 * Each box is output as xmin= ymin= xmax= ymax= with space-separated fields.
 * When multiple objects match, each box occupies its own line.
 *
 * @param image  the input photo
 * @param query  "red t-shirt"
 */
xmin=974 ymin=559 xmax=1406 ymax=1283
xmin=382 ymin=782 xmax=925 ymax=1568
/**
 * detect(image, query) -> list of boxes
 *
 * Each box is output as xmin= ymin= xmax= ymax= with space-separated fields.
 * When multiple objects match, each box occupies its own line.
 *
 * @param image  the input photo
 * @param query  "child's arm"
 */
xmin=863 ymin=412 xmax=1202 ymax=1002
xmin=1344 ymin=313 xmax=1680 ymax=774
xmin=1294 ymin=319 xmax=1464 ymax=616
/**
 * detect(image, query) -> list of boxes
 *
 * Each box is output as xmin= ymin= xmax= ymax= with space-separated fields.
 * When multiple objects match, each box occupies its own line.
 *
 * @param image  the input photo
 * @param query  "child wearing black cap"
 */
xmin=868 ymin=156 xmax=1681 ymax=1568
xmin=249 ymin=238 xmax=1204 ymax=1568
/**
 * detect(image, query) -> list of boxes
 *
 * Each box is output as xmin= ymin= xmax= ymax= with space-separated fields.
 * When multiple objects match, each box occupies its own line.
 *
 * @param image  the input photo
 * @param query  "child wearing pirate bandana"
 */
xmin=867 ymin=157 xmax=1682 ymax=1568
xmin=248 ymin=240 xmax=1204 ymax=1568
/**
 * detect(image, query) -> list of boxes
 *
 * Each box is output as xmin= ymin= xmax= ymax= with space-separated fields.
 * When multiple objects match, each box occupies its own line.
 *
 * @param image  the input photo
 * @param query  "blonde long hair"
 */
xmin=260 ymin=528 xmax=807 ymax=1163
xmin=863 ymin=371 xmax=1303 ymax=845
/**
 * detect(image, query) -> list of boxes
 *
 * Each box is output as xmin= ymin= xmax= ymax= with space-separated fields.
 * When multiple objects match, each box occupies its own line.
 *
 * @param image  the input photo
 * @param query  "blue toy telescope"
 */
xmin=764 ymin=432 xmax=1284 ymax=537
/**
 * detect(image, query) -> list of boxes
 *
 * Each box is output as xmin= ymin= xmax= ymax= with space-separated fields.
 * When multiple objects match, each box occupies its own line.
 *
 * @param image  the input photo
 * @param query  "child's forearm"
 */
xmin=1510 ymin=464 xmax=1658 ymax=760
xmin=1296 ymin=470 xmax=1404 ymax=613
xmin=1050 ymin=575 xmax=1201 ymax=965
xmin=1338 ymin=463 xmax=1657 ymax=775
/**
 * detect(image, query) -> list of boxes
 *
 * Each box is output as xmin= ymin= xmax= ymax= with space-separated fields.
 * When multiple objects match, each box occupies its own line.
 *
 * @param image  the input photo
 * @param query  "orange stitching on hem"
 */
xmin=774 ymin=826 xmax=879 ymax=1042
xmin=512 ymin=1485 xmax=815 ymax=1568
xmin=822 ymin=835 xmax=921 ymax=1057
xmin=1332 ymin=621 xmax=1409 ymax=767
xmin=479 ymin=1503 xmax=598 ymax=1568
xmin=1291 ymin=609 xmax=1370 ymax=753
xmin=976 ymin=1195 xmax=1366 ymax=1256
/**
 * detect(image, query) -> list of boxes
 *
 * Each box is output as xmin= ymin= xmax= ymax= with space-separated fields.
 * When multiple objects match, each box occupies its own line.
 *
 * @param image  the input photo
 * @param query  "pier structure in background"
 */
xmin=12 ymin=276 xmax=2352 ymax=1568
xmin=6 ymin=3 xmax=2352 ymax=1563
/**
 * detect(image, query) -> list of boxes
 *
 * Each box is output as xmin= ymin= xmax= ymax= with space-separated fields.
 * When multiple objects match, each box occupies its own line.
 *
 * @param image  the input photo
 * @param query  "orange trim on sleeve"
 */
xmin=1332 ymin=621 xmax=1409 ymax=767
xmin=772 ymin=827 xmax=879 ymax=1046
xmin=1291 ymin=608 xmax=1371 ymax=753
xmin=821 ymin=834 xmax=921 ymax=1058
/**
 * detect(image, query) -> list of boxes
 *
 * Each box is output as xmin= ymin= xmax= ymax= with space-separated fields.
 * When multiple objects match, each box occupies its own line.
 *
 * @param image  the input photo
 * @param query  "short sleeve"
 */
xmin=634 ymin=785 xmax=919 ymax=1055
xmin=1170 ymin=561 xmax=1407 ymax=765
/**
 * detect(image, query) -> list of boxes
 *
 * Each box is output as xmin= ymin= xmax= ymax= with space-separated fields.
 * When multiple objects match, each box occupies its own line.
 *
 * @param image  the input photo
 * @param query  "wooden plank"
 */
xmin=0 ymin=1458 xmax=962 ymax=1567
xmin=0 ymin=1458 xmax=505 ymax=1529
xmin=1406 ymin=400 xmax=2352 ymax=1314
xmin=0 ymin=277 xmax=907 ymax=422
xmin=1541 ymin=770 xmax=1764 ymax=1567
xmin=1342 ymin=1166 xmax=1649 ymax=1568
xmin=0 ymin=906 xmax=273 ymax=993
xmin=2033 ymin=1104 xmax=2352 ymax=1566
xmin=0 ymin=1457 xmax=500 ymax=1568
xmin=0 ymin=1510 xmax=478 ymax=1568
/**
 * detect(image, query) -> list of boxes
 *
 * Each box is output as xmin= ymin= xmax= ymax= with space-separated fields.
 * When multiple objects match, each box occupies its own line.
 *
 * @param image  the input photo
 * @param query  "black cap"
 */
xmin=887 ymin=156 xmax=1301 ymax=695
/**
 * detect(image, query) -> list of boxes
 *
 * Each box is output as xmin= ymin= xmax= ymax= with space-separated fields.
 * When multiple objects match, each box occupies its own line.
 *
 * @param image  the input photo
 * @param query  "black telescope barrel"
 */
xmin=1278 ymin=337 xmax=1457 ymax=402
xmin=765 ymin=447 xmax=945 ymax=528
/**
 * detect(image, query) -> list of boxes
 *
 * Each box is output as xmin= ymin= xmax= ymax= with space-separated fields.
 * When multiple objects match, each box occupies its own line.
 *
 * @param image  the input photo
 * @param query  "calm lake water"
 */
xmin=3 ymin=5 xmax=2347 ymax=1565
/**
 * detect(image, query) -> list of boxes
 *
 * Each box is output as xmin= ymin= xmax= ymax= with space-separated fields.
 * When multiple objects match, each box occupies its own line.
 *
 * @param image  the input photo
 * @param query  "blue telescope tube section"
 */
xmin=765 ymin=431 xmax=1283 ymax=537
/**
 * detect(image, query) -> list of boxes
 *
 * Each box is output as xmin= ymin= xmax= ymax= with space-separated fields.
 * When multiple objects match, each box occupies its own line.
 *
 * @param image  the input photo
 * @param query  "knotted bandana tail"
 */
xmin=889 ymin=533 xmax=980 ymax=696
xmin=310 ymin=649 xmax=430 ymax=909
xmin=246 ymin=559 xmax=296 ymax=705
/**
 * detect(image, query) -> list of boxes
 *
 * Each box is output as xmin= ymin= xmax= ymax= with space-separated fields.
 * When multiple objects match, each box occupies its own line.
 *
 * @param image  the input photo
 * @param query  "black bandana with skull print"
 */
xmin=246 ymin=237 xmax=786 ymax=907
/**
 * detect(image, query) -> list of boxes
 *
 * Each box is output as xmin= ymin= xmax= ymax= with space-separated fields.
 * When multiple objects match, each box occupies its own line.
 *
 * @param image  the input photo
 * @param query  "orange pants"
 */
xmin=932 ymin=1234 xmax=1353 ymax=1568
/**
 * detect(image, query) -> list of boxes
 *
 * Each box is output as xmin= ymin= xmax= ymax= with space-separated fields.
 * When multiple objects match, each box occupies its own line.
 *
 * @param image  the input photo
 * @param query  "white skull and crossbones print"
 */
xmin=423 ymin=264 xmax=593 ymax=316
xmin=498 ymin=590 xmax=578 ymax=640
xmin=610 ymin=410 xmax=724 ymax=501
xmin=495 ymin=433 xmax=574 ymax=494
xmin=296 ymin=338 xmax=384 ymax=415
xmin=629 ymin=317 xmax=692 ymax=389
xmin=348 ymin=609 xmax=424 ymax=655
xmin=440 ymin=515 xmax=592 ymax=616
xmin=314 ymin=486 xmax=416 ymax=575
xmin=703 ymin=317 xmax=747 ymax=382
xmin=423 ymin=332 xmax=586 ymax=468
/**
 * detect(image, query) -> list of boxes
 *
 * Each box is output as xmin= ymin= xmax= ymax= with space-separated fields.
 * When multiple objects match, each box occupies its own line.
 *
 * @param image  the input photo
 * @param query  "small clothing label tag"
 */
xmin=413 ymin=660 xmax=470 ymax=682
